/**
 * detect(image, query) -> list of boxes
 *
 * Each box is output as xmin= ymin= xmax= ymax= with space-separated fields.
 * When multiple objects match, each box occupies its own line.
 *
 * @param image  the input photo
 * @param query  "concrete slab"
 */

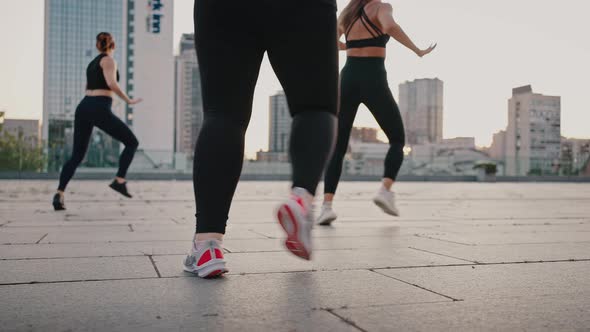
xmin=409 ymin=242 xmax=590 ymax=263
xmin=0 ymin=271 xmax=446 ymax=332
xmin=0 ymin=256 xmax=157 ymax=284
xmin=153 ymin=248 xmax=468 ymax=277
xmin=335 ymin=294 xmax=590 ymax=332
xmin=0 ymin=231 xmax=47 ymax=245
xmin=2 ymin=180 xmax=590 ymax=331
xmin=376 ymin=261 xmax=590 ymax=301
xmin=0 ymin=241 xmax=192 ymax=260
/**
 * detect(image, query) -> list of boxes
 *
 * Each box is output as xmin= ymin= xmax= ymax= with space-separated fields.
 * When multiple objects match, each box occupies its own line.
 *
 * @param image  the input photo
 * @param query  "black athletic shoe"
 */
xmin=109 ymin=180 xmax=133 ymax=198
xmin=52 ymin=193 xmax=65 ymax=211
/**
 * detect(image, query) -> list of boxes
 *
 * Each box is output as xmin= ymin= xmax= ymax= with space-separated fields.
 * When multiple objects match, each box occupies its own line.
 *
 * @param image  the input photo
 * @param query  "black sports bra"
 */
xmin=86 ymin=54 xmax=120 ymax=90
xmin=345 ymin=7 xmax=390 ymax=49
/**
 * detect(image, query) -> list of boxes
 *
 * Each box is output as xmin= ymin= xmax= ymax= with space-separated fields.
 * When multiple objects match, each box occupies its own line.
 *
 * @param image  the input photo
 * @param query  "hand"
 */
xmin=416 ymin=43 xmax=437 ymax=57
xmin=128 ymin=98 xmax=143 ymax=105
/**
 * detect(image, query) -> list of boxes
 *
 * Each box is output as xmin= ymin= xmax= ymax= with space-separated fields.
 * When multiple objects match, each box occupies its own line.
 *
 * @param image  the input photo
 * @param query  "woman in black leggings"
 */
xmin=183 ymin=0 xmax=338 ymax=278
xmin=53 ymin=32 xmax=142 ymax=211
xmin=317 ymin=0 xmax=436 ymax=226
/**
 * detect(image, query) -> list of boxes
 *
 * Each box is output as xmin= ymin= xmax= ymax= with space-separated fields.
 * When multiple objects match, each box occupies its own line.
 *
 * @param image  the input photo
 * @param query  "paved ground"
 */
xmin=1 ymin=180 xmax=589 ymax=331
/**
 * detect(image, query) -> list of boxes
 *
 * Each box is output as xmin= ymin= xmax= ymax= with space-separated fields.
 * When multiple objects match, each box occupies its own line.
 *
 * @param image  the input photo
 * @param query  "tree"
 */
xmin=0 ymin=130 xmax=45 ymax=172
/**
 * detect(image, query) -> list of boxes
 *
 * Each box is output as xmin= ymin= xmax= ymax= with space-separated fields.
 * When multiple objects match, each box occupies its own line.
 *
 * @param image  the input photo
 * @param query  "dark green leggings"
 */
xmin=324 ymin=57 xmax=405 ymax=194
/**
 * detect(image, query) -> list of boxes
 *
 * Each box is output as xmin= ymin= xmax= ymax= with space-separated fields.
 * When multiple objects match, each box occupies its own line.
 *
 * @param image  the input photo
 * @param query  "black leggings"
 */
xmin=58 ymin=96 xmax=138 ymax=191
xmin=324 ymin=57 xmax=405 ymax=194
xmin=193 ymin=0 xmax=338 ymax=234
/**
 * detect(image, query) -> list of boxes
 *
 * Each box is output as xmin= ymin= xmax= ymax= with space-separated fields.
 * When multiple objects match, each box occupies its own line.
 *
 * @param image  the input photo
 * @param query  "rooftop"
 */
xmin=1 ymin=180 xmax=589 ymax=331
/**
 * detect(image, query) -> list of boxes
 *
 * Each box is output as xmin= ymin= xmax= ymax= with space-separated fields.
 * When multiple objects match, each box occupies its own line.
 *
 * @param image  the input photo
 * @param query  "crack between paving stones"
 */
xmin=35 ymin=233 xmax=48 ymax=244
xmin=323 ymin=308 xmax=368 ymax=332
xmin=414 ymin=234 xmax=474 ymax=246
xmin=147 ymin=255 xmax=162 ymax=278
xmin=248 ymin=229 xmax=274 ymax=239
xmin=3 ymin=259 xmax=590 ymax=286
xmin=408 ymin=247 xmax=478 ymax=263
xmin=370 ymin=269 xmax=463 ymax=302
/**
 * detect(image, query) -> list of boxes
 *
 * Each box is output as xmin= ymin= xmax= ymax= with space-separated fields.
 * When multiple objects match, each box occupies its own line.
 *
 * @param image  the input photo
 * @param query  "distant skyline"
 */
xmin=1 ymin=0 xmax=589 ymax=158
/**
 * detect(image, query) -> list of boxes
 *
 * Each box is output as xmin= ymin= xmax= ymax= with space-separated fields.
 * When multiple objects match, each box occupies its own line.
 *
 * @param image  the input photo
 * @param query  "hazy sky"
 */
xmin=1 ymin=0 xmax=589 ymax=157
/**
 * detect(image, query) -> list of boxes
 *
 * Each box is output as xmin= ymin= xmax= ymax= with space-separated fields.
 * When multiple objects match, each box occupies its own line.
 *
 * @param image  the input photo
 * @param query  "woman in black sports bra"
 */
xmin=52 ymin=32 xmax=143 ymax=211
xmin=317 ymin=0 xmax=436 ymax=225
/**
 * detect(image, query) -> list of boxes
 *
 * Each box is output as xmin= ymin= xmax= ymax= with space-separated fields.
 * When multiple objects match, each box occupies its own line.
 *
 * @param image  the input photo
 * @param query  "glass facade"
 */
xmin=44 ymin=0 xmax=126 ymax=171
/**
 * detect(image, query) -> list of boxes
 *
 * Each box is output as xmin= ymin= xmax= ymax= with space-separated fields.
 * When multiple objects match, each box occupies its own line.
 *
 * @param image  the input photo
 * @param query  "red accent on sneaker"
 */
xmin=292 ymin=195 xmax=306 ymax=212
xmin=197 ymin=249 xmax=212 ymax=266
xmin=214 ymin=248 xmax=224 ymax=259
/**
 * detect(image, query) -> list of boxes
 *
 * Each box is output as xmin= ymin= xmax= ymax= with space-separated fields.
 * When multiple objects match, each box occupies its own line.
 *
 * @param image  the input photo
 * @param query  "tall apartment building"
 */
xmin=399 ymin=78 xmax=444 ymax=145
xmin=269 ymin=91 xmax=291 ymax=153
xmin=174 ymin=34 xmax=203 ymax=157
xmin=43 ymin=0 xmax=174 ymax=170
xmin=505 ymin=85 xmax=561 ymax=176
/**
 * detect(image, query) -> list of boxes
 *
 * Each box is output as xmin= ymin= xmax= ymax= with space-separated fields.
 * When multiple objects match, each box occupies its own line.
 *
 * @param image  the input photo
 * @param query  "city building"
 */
xmin=127 ymin=0 xmax=174 ymax=166
xmin=43 ymin=0 xmax=174 ymax=171
xmin=407 ymin=138 xmax=497 ymax=176
xmin=560 ymin=137 xmax=590 ymax=175
xmin=350 ymin=127 xmax=382 ymax=143
xmin=268 ymin=91 xmax=291 ymax=157
xmin=399 ymin=78 xmax=444 ymax=145
xmin=0 ymin=117 xmax=41 ymax=148
xmin=174 ymin=34 xmax=203 ymax=159
xmin=344 ymin=141 xmax=389 ymax=176
xmin=505 ymin=85 xmax=561 ymax=176
xmin=489 ymin=130 xmax=507 ymax=161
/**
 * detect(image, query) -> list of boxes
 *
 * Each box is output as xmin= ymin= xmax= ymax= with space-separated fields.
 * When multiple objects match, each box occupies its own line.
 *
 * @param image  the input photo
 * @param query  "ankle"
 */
xmin=194 ymin=233 xmax=224 ymax=242
xmin=292 ymin=187 xmax=313 ymax=208
xmin=115 ymin=177 xmax=126 ymax=184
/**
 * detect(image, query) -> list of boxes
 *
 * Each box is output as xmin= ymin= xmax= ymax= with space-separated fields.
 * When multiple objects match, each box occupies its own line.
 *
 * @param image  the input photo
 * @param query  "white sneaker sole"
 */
xmin=373 ymin=197 xmax=400 ymax=217
xmin=317 ymin=214 xmax=337 ymax=226
xmin=183 ymin=258 xmax=228 ymax=278
xmin=277 ymin=201 xmax=312 ymax=260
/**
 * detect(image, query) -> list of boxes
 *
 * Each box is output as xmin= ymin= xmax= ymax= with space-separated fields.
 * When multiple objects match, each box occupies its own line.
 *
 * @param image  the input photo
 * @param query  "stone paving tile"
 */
xmin=2 ymin=180 xmax=590 ymax=331
xmin=419 ymin=231 xmax=590 ymax=245
xmin=334 ymin=293 xmax=590 ymax=332
xmin=223 ymin=235 xmax=441 ymax=253
xmin=0 ymin=231 xmax=47 ymax=245
xmin=0 ymin=256 xmax=157 ymax=284
xmin=153 ymin=248 xmax=468 ymax=277
xmin=376 ymin=261 xmax=590 ymax=301
xmin=41 ymin=228 xmax=264 ymax=244
xmin=0 ymin=241 xmax=192 ymax=260
xmin=409 ymin=242 xmax=590 ymax=263
xmin=0 ymin=271 xmax=447 ymax=332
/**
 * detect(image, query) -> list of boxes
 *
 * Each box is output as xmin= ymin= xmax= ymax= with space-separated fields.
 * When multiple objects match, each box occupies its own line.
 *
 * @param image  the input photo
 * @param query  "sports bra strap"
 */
xmin=361 ymin=8 xmax=385 ymax=36
xmin=345 ymin=6 xmax=385 ymax=41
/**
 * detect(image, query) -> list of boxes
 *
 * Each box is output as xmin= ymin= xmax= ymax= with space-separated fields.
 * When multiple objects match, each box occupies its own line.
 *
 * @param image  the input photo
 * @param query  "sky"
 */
xmin=1 ymin=0 xmax=589 ymax=157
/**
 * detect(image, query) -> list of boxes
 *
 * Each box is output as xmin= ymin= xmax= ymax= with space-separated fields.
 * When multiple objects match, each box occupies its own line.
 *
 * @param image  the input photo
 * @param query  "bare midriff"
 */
xmin=346 ymin=46 xmax=386 ymax=58
xmin=86 ymin=89 xmax=114 ymax=98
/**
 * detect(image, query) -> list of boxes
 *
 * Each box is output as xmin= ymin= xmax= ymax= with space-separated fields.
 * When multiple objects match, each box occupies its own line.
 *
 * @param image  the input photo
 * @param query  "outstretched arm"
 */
xmin=377 ymin=4 xmax=436 ymax=57
xmin=101 ymin=57 xmax=142 ymax=105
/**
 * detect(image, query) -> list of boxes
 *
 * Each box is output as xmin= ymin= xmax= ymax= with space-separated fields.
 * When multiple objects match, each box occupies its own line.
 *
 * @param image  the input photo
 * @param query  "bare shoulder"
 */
xmin=100 ymin=55 xmax=116 ymax=67
xmin=377 ymin=2 xmax=393 ymax=14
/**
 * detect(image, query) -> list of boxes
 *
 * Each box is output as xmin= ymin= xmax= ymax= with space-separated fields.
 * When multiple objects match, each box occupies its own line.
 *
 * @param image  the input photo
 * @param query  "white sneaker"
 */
xmin=183 ymin=239 xmax=228 ymax=278
xmin=317 ymin=206 xmax=337 ymax=226
xmin=276 ymin=187 xmax=313 ymax=260
xmin=373 ymin=189 xmax=400 ymax=216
